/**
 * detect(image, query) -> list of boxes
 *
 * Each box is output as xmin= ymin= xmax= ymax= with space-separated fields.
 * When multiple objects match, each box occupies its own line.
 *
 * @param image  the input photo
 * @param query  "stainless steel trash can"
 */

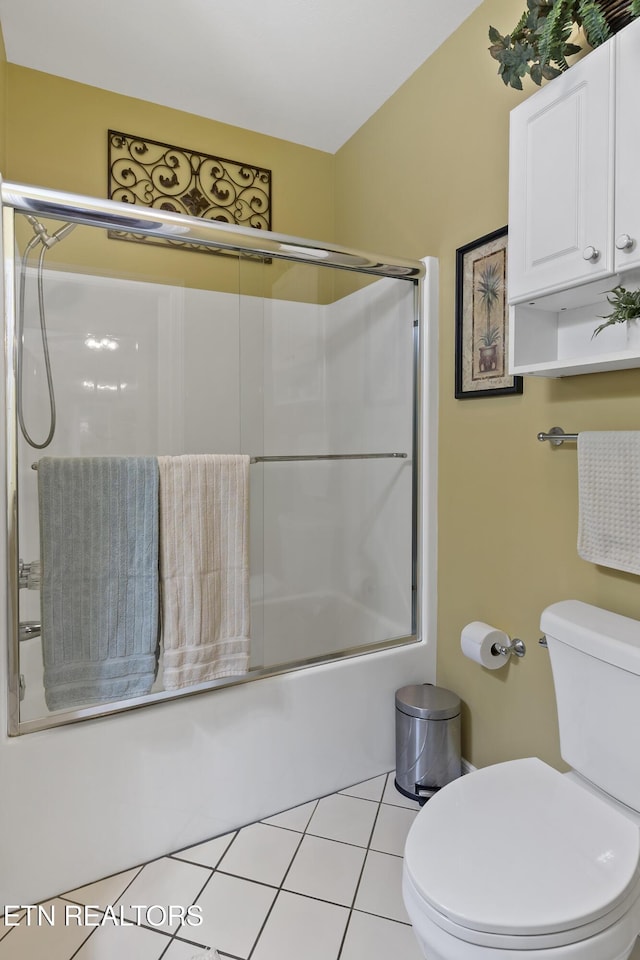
xmin=395 ymin=683 xmax=461 ymax=804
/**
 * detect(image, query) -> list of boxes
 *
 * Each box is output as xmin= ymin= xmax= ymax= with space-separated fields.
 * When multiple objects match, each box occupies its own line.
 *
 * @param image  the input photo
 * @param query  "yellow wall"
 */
xmin=336 ymin=0 xmax=640 ymax=770
xmin=5 ymin=66 xmax=335 ymax=296
xmin=0 ymin=23 xmax=6 ymax=173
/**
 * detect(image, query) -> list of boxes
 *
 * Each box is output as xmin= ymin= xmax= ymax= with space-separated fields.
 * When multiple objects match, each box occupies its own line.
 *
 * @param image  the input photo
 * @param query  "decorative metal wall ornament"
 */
xmin=107 ymin=130 xmax=272 ymax=256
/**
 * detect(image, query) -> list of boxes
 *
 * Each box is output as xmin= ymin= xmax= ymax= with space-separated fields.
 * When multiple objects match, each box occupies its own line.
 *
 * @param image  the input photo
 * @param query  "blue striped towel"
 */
xmin=38 ymin=457 xmax=160 ymax=711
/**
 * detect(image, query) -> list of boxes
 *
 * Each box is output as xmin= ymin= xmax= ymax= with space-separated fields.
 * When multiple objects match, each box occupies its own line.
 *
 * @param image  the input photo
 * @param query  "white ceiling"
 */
xmin=0 ymin=0 xmax=483 ymax=153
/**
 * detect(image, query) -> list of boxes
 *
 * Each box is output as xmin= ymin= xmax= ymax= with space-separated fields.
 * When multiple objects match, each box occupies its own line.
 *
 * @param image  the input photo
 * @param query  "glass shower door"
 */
xmin=239 ymin=254 xmax=416 ymax=670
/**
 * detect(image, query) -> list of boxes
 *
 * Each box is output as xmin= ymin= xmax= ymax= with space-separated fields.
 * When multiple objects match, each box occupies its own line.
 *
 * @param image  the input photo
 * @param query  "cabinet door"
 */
xmin=615 ymin=17 xmax=640 ymax=273
xmin=508 ymin=42 xmax=614 ymax=303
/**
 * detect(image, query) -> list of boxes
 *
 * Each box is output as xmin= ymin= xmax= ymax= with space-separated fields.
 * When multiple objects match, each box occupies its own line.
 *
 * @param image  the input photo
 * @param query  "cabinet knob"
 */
xmin=583 ymin=246 xmax=600 ymax=262
xmin=615 ymin=233 xmax=635 ymax=251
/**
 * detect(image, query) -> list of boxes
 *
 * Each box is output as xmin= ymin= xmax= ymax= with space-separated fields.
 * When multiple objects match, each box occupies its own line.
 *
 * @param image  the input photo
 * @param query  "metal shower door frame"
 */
xmin=1 ymin=178 xmax=427 ymax=735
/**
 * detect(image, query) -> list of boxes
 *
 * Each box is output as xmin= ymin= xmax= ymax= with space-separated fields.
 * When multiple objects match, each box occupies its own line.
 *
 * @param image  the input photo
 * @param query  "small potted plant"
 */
xmin=592 ymin=285 xmax=640 ymax=339
xmin=489 ymin=0 xmax=640 ymax=90
xmin=478 ymin=325 xmax=502 ymax=372
xmin=476 ymin=262 xmax=503 ymax=371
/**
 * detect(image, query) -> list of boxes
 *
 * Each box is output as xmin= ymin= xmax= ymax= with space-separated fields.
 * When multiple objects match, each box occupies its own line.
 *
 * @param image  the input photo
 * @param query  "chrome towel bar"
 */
xmin=249 ymin=452 xmax=408 ymax=463
xmin=537 ymin=427 xmax=578 ymax=446
xmin=31 ymin=452 xmax=408 ymax=469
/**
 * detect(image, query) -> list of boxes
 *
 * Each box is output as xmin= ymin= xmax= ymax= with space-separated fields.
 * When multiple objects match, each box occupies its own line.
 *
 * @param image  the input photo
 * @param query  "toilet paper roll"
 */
xmin=461 ymin=621 xmax=510 ymax=670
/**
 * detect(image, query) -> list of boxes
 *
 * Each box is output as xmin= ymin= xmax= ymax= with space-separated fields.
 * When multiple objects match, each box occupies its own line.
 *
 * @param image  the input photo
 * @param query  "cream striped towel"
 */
xmin=158 ymin=455 xmax=250 ymax=689
xmin=577 ymin=431 xmax=640 ymax=575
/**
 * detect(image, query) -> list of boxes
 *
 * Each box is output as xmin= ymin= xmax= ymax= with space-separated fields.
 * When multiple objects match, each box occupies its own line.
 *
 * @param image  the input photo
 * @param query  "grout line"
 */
xmin=51 ymin=861 xmax=145 ymax=907
xmin=162 ymin=866 xmax=215 ymax=946
xmin=352 ymin=906 xmax=412 ymax=927
xmin=278 ymin=833 xmax=308 ymax=892
xmin=57 ymin=861 xmax=144 ymax=913
xmin=245 ymin=827 xmax=307 ymax=960
xmin=170 ymin=829 xmax=238 ymax=864
xmin=303 ymin=831 xmax=373 ymax=851
xmin=60 ymin=861 xmax=216 ymax=944
xmin=57 ymin=923 xmax=97 ymax=960
xmin=261 ymin=796 xmax=320 ymax=829
xmin=336 ymin=771 xmax=390 ymax=959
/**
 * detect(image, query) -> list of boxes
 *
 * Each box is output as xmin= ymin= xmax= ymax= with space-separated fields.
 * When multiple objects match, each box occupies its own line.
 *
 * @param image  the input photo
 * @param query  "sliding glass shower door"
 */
xmin=6 ymin=191 xmax=421 ymax=733
xmin=239 ymin=255 xmax=416 ymax=670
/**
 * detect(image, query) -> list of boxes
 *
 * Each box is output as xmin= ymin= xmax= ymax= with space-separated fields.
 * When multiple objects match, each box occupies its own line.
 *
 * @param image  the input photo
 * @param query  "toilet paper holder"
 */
xmin=491 ymin=637 xmax=526 ymax=660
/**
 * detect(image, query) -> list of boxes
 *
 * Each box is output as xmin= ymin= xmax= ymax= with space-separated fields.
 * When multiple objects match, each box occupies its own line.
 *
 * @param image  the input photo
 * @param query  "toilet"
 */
xmin=403 ymin=600 xmax=640 ymax=960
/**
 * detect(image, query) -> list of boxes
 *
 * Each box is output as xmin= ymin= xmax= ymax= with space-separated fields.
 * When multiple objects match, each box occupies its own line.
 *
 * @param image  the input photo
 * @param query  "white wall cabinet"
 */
xmin=508 ymin=17 xmax=640 ymax=377
xmin=508 ymin=40 xmax=614 ymax=304
xmin=614 ymin=19 xmax=640 ymax=274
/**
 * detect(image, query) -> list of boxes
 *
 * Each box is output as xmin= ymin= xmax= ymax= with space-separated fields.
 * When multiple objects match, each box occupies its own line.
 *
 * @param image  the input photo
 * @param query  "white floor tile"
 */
xmin=16 ymin=781 xmax=426 ymax=960
xmin=251 ymin=891 xmax=348 ymax=960
xmin=72 ymin=921 xmax=171 ymax=959
xmin=163 ymin=941 xmax=224 ymax=959
xmin=261 ymin=799 xmax=318 ymax=833
xmin=174 ymin=832 xmax=236 ymax=869
xmin=340 ymin=774 xmax=388 ymax=802
xmin=0 ymin=899 xmax=92 ymax=960
xmin=283 ymin=834 xmax=366 ymax=906
xmin=63 ymin=866 xmax=143 ymax=909
xmin=306 ymin=793 xmax=378 ymax=847
xmin=188 ymin=872 xmax=276 ymax=957
xmin=217 ymin=822 xmax=301 ymax=886
xmin=114 ymin=857 xmax=211 ymax=934
xmin=382 ymin=775 xmax=422 ymax=810
xmin=370 ymin=802 xmax=417 ymax=857
xmin=164 ymin=941 xmax=230 ymax=959
xmin=341 ymin=910 xmax=422 ymax=960
xmin=355 ymin=851 xmax=409 ymax=924
xmin=162 ymin=940 xmax=222 ymax=960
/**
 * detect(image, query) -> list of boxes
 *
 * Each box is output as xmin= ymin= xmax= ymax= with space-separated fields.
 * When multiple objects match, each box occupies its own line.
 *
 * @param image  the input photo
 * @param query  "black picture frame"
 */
xmin=455 ymin=225 xmax=523 ymax=399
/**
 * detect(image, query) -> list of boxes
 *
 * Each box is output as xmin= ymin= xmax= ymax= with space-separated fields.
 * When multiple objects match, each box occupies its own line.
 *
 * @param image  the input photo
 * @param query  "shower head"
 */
xmin=26 ymin=215 xmax=76 ymax=249
xmin=46 ymin=221 xmax=77 ymax=247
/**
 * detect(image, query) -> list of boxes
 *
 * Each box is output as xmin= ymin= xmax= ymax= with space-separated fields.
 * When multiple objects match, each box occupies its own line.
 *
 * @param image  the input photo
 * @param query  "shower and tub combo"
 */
xmin=0 ymin=179 xmax=438 ymax=906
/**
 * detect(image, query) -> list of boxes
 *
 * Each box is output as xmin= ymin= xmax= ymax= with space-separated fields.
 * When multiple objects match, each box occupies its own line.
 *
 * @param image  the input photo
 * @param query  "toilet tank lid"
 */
xmin=541 ymin=600 xmax=640 ymax=675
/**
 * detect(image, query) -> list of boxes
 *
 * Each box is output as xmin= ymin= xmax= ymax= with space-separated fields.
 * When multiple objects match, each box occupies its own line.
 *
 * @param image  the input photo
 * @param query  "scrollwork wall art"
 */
xmin=107 ymin=130 xmax=272 ymax=256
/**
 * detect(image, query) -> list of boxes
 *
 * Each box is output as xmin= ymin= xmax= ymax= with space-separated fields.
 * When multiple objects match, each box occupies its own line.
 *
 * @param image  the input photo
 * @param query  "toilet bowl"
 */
xmin=402 ymin=601 xmax=640 ymax=960
xmin=403 ymin=759 xmax=640 ymax=960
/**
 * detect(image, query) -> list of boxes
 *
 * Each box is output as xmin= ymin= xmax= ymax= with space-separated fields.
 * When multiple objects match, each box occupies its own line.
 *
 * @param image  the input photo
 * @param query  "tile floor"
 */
xmin=0 ymin=772 xmax=424 ymax=960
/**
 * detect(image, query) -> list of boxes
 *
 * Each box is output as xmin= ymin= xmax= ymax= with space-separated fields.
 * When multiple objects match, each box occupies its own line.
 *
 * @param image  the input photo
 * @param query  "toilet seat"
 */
xmin=403 ymin=758 xmax=640 ymax=949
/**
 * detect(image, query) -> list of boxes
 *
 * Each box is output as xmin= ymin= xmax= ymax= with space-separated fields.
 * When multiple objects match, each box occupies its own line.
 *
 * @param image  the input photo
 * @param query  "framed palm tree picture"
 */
xmin=454 ymin=226 xmax=523 ymax=399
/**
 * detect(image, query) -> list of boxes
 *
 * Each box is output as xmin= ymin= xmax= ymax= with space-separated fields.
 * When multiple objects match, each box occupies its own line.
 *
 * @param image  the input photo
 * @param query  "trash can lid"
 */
xmin=396 ymin=683 xmax=460 ymax=720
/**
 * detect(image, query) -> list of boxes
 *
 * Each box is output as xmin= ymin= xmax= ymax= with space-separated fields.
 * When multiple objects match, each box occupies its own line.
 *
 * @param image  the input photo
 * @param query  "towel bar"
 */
xmin=537 ymin=427 xmax=578 ymax=446
xmin=31 ymin=452 xmax=409 ymax=469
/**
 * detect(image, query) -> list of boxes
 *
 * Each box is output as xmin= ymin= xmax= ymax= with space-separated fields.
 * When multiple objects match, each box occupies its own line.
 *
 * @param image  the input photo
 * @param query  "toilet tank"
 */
xmin=541 ymin=600 xmax=640 ymax=813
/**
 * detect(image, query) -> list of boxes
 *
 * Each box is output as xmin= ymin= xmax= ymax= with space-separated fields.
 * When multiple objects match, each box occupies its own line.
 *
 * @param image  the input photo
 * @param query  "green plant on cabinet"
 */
xmin=489 ymin=0 xmax=640 ymax=89
xmin=592 ymin=285 xmax=640 ymax=338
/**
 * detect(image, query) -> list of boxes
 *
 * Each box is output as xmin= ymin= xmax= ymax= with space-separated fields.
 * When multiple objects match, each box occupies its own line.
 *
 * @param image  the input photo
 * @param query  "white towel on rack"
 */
xmin=158 ymin=454 xmax=251 ymax=690
xmin=577 ymin=432 xmax=640 ymax=575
